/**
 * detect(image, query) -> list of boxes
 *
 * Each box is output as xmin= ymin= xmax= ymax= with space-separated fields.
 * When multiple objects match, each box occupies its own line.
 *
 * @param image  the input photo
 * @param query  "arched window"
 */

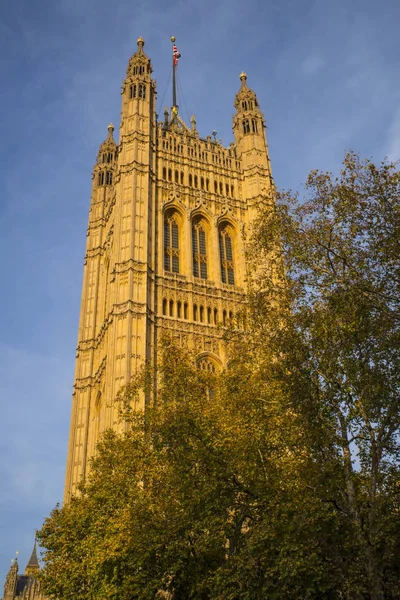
xmin=214 ymin=308 xmax=218 ymax=324
xmin=164 ymin=213 xmax=180 ymax=273
xmin=243 ymin=119 xmax=250 ymax=134
xmin=193 ymin=304 xmax=198 ymax=321
xmin=105 ymin=171 xmax=113 ymax=185
xmin=207 ymin=307 xmax=212 ymax=324
xmin=175 ymin=170 xmax=179 ymax=183
xmin=252 ymin=119 xmax=258 ymax=133
xmin=162 ymin=299 xmax=167 ymax=315
xmin=169 ymin=299 xmax=174 ymax=316
xmin=98 ymin=171 xmax=105 ymax=186
xmin=180 ymin=171 xmax=184 ymax=184
xmin=197 ymin=357 xmax=218 ymax=374
xmin=177 ymin=301 xmax=182 ymax=318
xmin=130 ymin=84 xmax=137 ymax=98
xmin=200 ymin=306 xmax=204 ymax=322
xmin=138 ymin=84 xmax=146 ymax=99
xmin=163 ymin=167 xmax=167 ymax=179
xmin=219 ymin=226 xmax=235 ymax=285
xmin=189 ymin=174 xmax=193 ymax=187
xmin=192 ymin=219 xmax=208 ymax=279
xmin=184 ymin=302 xmax=188 ymax=319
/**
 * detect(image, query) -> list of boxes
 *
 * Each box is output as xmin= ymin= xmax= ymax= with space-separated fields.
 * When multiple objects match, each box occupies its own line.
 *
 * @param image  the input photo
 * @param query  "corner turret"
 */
xmin=232 ymin=72 xmax=273 ymax=209
xmin=3 ymin=558 xmax=18 ymax=600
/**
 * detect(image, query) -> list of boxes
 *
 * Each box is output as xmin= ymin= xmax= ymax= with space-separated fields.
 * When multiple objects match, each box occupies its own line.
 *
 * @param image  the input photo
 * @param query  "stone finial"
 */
xmin=137 ymin=37 xmax=145 ymax=49
xmin=239 ymin=72 xmax=247 ymax=85
xmin=190 ymin=114 xmax=197 ymax=131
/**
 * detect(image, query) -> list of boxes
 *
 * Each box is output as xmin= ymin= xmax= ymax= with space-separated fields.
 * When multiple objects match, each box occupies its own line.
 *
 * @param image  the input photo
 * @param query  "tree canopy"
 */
xmin=38 ymin=154 xmax=400 ymax=600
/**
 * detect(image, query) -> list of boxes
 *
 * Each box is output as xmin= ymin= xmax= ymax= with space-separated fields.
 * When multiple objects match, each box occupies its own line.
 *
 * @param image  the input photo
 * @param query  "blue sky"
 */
xmin=1 ymin=0 xmax=399 ymax=582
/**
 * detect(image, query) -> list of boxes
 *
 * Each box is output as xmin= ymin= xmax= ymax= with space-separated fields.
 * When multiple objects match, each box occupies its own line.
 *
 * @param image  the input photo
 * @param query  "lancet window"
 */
xmin=164 ymin=213 xmax=180 ymax=273
xmin=138 ymin=84 xmax=146 ymax=99
xmin=219 ymin=226 xmax=235 ymax=285
xmin=243 ymin=119 xmax=250 ymax=134
xmin=130 ymin=84 xmax=137 ymax=98
xmin=192 ymin=220 xmax=208 ymax=279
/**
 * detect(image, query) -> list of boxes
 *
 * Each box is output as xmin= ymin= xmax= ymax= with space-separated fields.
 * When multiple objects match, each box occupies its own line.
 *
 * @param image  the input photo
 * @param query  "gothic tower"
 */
xmin=64 ymin=38 xmax=274 ymax=501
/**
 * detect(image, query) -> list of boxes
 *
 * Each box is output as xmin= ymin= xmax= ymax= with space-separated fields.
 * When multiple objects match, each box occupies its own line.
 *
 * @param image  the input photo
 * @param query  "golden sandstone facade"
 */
xmin=64 ymin=38 xmax=274 ymax=500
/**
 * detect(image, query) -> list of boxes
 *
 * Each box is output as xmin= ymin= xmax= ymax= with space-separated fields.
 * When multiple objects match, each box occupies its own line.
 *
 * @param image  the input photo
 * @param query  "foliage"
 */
xmin=38 ymin=153 xmax=400 ymax=599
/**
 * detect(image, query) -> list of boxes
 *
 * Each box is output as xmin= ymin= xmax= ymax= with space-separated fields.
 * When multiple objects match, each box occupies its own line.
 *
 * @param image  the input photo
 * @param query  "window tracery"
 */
xmin=192 ymin=219 xmax=208 ymax=279
xmin=164 ymin=213 xmax=180 ymax=273
xmin=219 ymin=226 xmax=235 ymax=285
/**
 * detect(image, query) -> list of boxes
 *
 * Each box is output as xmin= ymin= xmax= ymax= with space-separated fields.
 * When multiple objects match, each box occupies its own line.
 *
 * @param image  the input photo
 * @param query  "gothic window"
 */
xmin=163 ymin=167 xmax=167 ymax=179
xmin=163 ymin=299 xmax=167 ymax=315
xmin=200 ymin=306 xmax=204 ymax=322
xmin=138 ymin=84 xmax=146 ymax=99
xmin=193 ymin=304 xmax=198 ymax=321
xmin=206 ymin=179 xmax=209 ymax=191
xmin=223 ymin=310 xmax=227 ymax=326
xmin=207 ymin=307 xmax=212 ymax=324
xmin=180 ymin=172 xmax=184 ymax=184
xmin=169 ymin=299 xmax=174 ymax=316
xmin=226 ymin=183 xmax=230 ymax=196
xmin=231 ymin=184 xmax=234 ymax=197
xmin=252 ymin=119 xmax=258 ymax=133
xmin=242 ymin=100 xmax=247 ymax=110
xmin=175 ymin=170 xmax=179 ymax=183
xmin=164 ymin=214 xmax=180 ymax=273
xmin=192 ymin=220 xmax=208 ymax=279
xmin=168 ymin=169 xmax=172 ymax=182
xmin=248 ymin=100 xmax=253 ymax=110
xmin=214 ymin=308 xmax=218 ymax=324
xmin=105 ymin=171 xmax=113 ymax=185
xmin=198 ymin=357 xmax=217 ymax=374
xmin=184 ymin=302 xmax=188 ymax=319
xmin=98 ymin=171 xmax=104 ymax=186
xmin=219 ymin=227 xmax=235 ymax=285
xmin=189 ymin=174 xmax=193 ymax=187
xmin=214 ymin=180 xmax=218 ymax=193
xmin=177 ymin=301 xmax=182 ymax=318
xmin=219 ymin=182 xmax=223 ymax=195
xmin=194 ymin=175 xmax=198 ymax=188
xmin=243 ymin=119 xmax=250 ymax=134
xmin=130 ymin=84 xmax=137 ymax=98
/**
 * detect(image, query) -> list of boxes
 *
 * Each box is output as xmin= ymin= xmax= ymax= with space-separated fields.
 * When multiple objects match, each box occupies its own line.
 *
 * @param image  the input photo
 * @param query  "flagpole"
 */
xmin=171 ymin=36 xmax=177 ymax=115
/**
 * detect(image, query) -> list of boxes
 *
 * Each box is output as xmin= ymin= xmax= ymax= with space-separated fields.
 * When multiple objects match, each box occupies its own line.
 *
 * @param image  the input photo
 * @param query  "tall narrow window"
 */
xmin=130 ymin=84 xmax=137 ymax=98
xmin=98 ymin=171 xmax=104 ymax=186
xmin=138 ymin=84 xmax=146 ymax=99
xmin=164 ymin=214 xmax=180 ymax=273
xmin=243 ymin=119 xmax=250 ymax=134
xmin=105 ymin=171 xmax=113 ymax=185
xmin=219 ymin=227 xmax=235 ymax=285
xmin=192 ymin=220 xmax=208 ymax=279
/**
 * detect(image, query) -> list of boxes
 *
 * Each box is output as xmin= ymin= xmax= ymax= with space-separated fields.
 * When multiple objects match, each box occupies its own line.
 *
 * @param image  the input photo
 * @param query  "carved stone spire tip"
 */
xmin=137 ymin=37 xmax=145 ymax=48
xmin=239 ymin=72 xmax=247 ymax=84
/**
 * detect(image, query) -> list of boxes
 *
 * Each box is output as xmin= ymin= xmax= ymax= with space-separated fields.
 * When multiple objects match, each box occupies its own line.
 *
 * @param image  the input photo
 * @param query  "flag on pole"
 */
xmin=173 ymin=45 xmax=181 ymax=66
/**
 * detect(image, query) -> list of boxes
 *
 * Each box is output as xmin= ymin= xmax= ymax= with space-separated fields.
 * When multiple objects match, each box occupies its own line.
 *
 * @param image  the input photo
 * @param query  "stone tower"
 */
xmin=64 ymin=38 xmax=274 ymax=501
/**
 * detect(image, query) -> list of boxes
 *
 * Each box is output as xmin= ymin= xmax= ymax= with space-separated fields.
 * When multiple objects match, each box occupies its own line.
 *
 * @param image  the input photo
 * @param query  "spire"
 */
xmin=96 ymin=123 xmax=117 ymax=165
xmin=234 ymin=72 xmax=260 ymax=113
xmin=125 ymin=36 xmax=152 ymax=80
xmin=25 ymin=539 xmax=40 ymax=576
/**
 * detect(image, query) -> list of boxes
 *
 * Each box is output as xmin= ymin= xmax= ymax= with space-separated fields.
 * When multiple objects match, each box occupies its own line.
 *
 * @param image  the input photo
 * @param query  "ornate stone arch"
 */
xmin=196 ymin=351 xmax=222 ymax=374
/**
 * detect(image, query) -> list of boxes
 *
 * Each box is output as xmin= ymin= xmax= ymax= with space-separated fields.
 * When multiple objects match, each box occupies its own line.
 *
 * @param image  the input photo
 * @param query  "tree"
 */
xmin=38 ymin=153 xmax=400 ymax=599
xmin=249 ymin=152 xmax=400 ymax=599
